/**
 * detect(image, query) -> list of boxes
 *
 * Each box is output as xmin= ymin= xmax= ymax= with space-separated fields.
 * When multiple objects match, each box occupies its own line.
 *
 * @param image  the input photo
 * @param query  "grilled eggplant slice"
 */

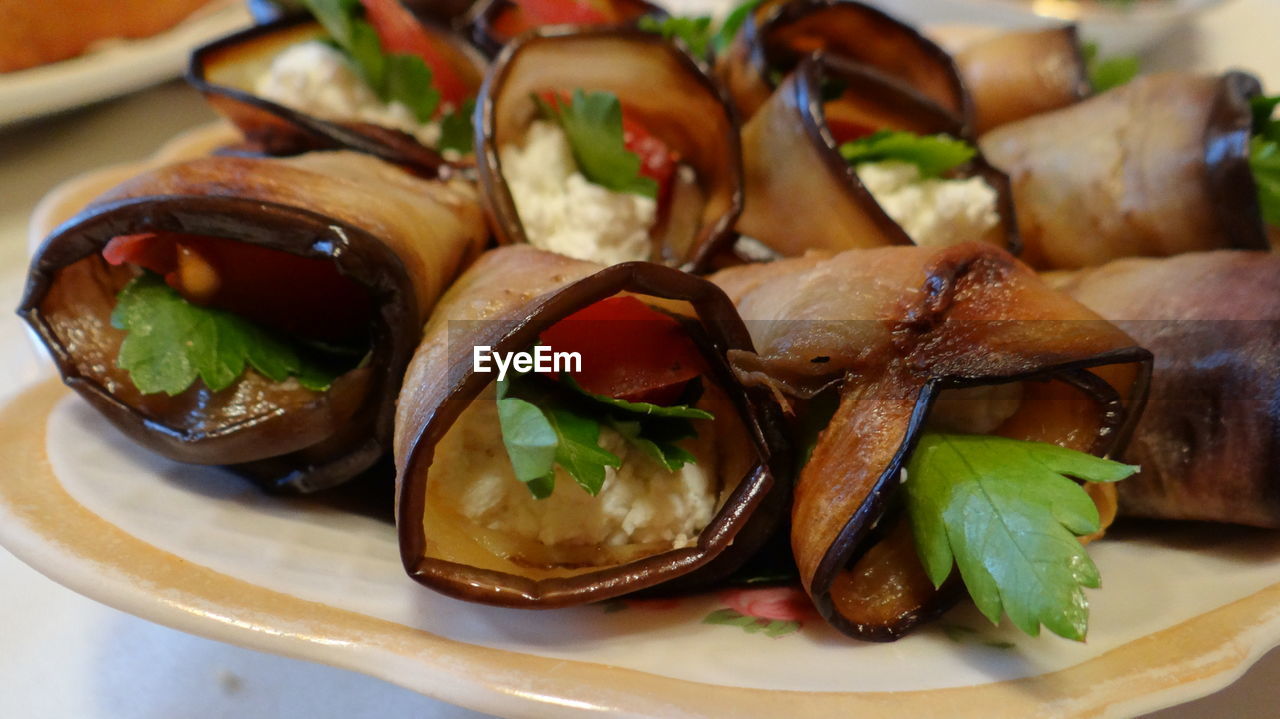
xmin=736 ymin=55 xmax=1017 ymax=257
xmin=712 ymin=243 xmax=1150 ymax=640
xmin=188 ymin=15 xmax=486 ymax=174
xmin=20 ymin=152 xmax=487 ymax=493
xmin=463 ymin=0 xmax=665 ymax=56
xmin=715 ymin=0 xmax=970 ymax=124
xmin=475 ymin=27 xmax=744 ymax=271
xmin=1051 ymin=251 xmax=1280 ymax=528
xmin=393 ymin=245 xmax=787 ymax=607
xmin=980 ymin=71 xmax=1267 ymax=270
xmin=953 ymin=26 xmax=1090 ymax=134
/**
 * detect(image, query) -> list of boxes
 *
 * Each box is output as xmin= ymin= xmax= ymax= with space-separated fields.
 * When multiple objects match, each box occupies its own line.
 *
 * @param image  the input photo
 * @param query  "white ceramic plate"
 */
xmin=3 ymin=121 xmax=1280 ymax=718
xmin=0 ymin=1 xmax=252 ymax=127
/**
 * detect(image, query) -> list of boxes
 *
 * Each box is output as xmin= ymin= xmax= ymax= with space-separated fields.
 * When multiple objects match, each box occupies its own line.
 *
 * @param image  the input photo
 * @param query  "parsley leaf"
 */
xmin=1250 ymin=95 xmax=1280 ymax=227
xmin=535 ymin=89 xmax=658 ymax=198
xmin=1082 ymin=41 xmax=1140 ymax=93
xmin=903 ymin=433 xmax=1138 ymax=641
xmin=110 ymin=273 xmax=344 ymax=396
xmin=438 ymin=98 xmax=475 ymax=154
xmin=838 ymin=130 xmax=976 ymax=178
xmin=638 ymin=15 xmax=714 ymax=59
xmin=714 ymin=0 xmax=762 ymax=56
xmin=301 ymin=0 xmax=441 ymax=123
xmin=495 ymin=372 xmax=714 ymax=498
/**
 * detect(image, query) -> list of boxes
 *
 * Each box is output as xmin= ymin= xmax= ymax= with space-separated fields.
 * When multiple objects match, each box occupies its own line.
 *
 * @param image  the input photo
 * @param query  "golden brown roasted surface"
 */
xmin=954 ymin=26 xmax=1089 ymax=134
xmin=393 ymin=245 xmax=783 ymax=608
xmin=23 ymin=151 xmax=487 ymax=492
xmin=713 ymin=243 xmax=1150 ymax=640
xmin=1051 ymin=251 xmax=1280 ymax=528
xmin=0 ymin=0 xmax=215 ymax=72
xmin=980 ymin=72 xmax=1266 ymax=270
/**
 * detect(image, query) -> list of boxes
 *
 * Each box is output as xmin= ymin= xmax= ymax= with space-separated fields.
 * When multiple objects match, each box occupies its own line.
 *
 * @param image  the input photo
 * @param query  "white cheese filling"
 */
xmin=500 ymin=120 xmax=657 ymax=265
xmin=856 ymin=160 xmax=1000 ymax=247
xmin=255 ymin=41 xmax=444 ymax=149
xmin=431 ymin=385 xmax=719 ymax=551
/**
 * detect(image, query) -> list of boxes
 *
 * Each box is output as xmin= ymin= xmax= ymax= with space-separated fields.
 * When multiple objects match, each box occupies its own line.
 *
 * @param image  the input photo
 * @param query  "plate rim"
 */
xmin=3 ymin=380 xmax=1280 ymax=719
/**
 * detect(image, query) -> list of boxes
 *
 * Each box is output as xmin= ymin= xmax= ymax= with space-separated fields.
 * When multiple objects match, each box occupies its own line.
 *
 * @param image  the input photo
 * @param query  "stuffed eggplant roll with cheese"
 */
xmin=20 ymin=152 xmax=486 ymax=493
xmin=715 ymin=0 xmax=969 ymax=124
xmin=1051 ymin=251 xmax=1280 ymax=528
xmin=394 ymin=245 xmax=785 ymax=607
xmin=713 ymin=243 xmax=1150 ymax=641
xmin=190 ymin=0 xmax=485 ymax=172
xmin=980 ymin=72 xmax=1269 ymax=270
xmin=464 ymin=0 xmax=665 ymax=56
xmin=950 ymin=26 xmax=1090 ymax=134
xmin=736 ymin=55 xmax=1017 ymax=258
xmin=475 ymin=27 xmax=743 ymax=270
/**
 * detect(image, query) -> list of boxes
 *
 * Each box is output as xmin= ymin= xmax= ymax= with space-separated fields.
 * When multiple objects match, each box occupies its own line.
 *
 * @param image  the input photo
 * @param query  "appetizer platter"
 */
xmin=2 ymin=0 xmax=1279 ymax=716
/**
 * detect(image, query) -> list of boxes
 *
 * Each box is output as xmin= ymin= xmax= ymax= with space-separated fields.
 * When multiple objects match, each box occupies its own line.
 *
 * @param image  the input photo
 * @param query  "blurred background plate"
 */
xmin=0 ymin=0 xmax=251 ymax=127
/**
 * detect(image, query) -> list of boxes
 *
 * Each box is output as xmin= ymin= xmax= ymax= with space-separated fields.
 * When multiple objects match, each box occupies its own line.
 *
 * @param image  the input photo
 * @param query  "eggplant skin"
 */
xmin=19 ymin=152 xmax=487 ymax=493
xmin=1051 ymin=251 xmax=1280 ymax=528
xmin=734 ymin=54 xmax=1019 ymax=258
xmin=393 ymin=245 xmax=789 ymax=607
xmin=954 ymin=26 xmax=1090 ymax=134
xmin=980 ymin=71 xmax=1267 ymax=270
xmin=462 ymin=0 xmax=666 ymax=57
xmin=187 ymin=15 xmax=487 ymax=176
xmin=474 ymin=27 xmax=744 ymax=271
xmin=716 ymin=0 xmax=971 ymax=125
xmin=713 ymin=243 xmax=1151 ymax=640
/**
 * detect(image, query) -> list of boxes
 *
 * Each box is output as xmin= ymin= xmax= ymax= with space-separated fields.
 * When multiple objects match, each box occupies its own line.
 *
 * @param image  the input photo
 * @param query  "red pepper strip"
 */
xmin=539 ymin=295 xmax=706 ymax=406
xmin=102 ymin=233 xmax=371 ymax=345
xmin=823 ymin=99 xmax=878 ymax=145
xmin=360 ymin=0 xmax=468 ymax=108
xmin=539 ymin=90 xmax=679 ymax=204
xmin=503 ymin=0 xmax=617 ymax=36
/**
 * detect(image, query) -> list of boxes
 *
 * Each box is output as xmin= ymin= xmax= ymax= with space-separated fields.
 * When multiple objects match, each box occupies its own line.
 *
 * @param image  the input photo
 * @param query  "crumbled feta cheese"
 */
xmin=500 ymin=120 xmax=656 ymax=265
xmin=856 ymin=160 xmax=999 ymax=247
xmin=430 ymin=386 xmax=718 ymax=553
xmin=255 ymin=41 xmax=442 ymax=149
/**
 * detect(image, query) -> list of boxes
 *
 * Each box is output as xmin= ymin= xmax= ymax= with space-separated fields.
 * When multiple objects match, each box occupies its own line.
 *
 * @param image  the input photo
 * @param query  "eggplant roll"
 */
xmin=736 ymin=54 xmax=1017 ymax=257
xmin=393 ymin=245 xmax=785 ymax=607
xmin=715 ymin=0 xmax=970 ymax=124
xmin=980 ymin=72 xmax=1268 ymax=270
xmin=475 ymin=27 xmax=743 ymax=270
xmin=712 ymin=243 xmax=1151 ymax=640
xmin=953 ymin=26 xmax=1090 ymax=134
xmin=1051 ymin=251 xmax=1280 ymax=528
xmin=463 ymin=0 xmax=665 ymax=56
xmin=189 ymin=14 xmax=486 ymax=173
xmin=20 ymin=152 xmax=487 ymax=493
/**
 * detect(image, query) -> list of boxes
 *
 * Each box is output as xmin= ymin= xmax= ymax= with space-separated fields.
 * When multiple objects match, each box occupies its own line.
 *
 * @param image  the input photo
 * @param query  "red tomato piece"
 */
xmin=515 ymin=0 xmax=614 ymax=27
xmin=823 ymin=100 xmax=878 ymax=145
xmin=539 ymin=90 xmax=680 ymax=205
xmin=103 ymin=233 xmax=370 ymax=345
xmin=539 ymin=295 xmax=706 ymax=406
xmin=360 ymin=0 xmax=468 ymax=107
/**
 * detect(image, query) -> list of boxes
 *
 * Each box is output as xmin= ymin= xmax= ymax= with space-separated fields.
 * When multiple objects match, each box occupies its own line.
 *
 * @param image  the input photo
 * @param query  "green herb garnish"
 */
xmin=903 ymin=433 xmax=1138 ymax=641
xmin=714 ymin=0 xmax=762 ymax=56
xmin=1250 ymin=94 xmax=1280 ymax=227
xmin=438 ymin=98 xmax=475 ymax=154
xmin=111 ymin=273 xmax=348 ymax=396
xmin=302 ymin=0 xmax=442 ymax=122
xmin=1082 ymin=41 xmax=1140 ymax=93
xmin=637 ymin=15 xmax=714 ymax=59
xmin=496 ymin=372 xmax=713 ymax=498
xmin=838 ymin=130 xmax=976 ymax=178
xmin=534 ymin=89 xmax=657 ymax=198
